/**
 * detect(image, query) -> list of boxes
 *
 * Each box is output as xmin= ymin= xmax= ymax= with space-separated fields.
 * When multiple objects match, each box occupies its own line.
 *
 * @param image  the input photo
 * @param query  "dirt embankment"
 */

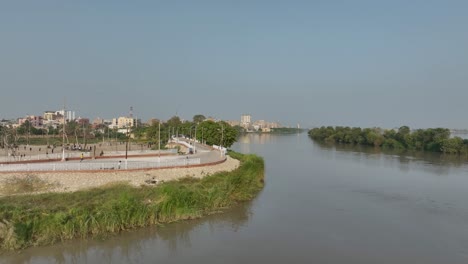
xmin=0 ymin=156 xmax=239 ymax=195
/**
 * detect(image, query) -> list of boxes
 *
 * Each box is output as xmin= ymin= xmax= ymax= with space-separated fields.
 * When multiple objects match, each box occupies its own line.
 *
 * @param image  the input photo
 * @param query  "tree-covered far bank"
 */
xmin=308 ymin=126 xmax=468 ymax=155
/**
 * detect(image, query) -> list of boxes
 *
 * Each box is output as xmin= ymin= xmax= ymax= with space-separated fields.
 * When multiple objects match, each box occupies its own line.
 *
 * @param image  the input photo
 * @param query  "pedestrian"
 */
xmin=118 ymin=160 xmax=121 ymax=169
xmin=80 ymin=153 xmax=84 ymax=162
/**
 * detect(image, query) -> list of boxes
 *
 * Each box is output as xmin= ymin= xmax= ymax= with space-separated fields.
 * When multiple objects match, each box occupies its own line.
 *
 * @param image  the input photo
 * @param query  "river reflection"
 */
xmin=2 ymin=132 xmax=468 ymax=264
xmin=313 ymin=140 xmax=468 ymax=176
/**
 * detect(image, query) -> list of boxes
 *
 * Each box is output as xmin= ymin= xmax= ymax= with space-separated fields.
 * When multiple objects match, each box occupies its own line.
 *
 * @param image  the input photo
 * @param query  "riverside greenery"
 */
xmin=0 ymin=114 xmax=239 ymax=151
xmin=309 ymin=126 xmax=468 ymax=155
xmin=0 ymin=151 xmax=264 ymax=250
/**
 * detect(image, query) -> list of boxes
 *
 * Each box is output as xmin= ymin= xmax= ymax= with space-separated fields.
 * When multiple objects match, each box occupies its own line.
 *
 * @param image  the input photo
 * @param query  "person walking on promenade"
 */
xmin=80 ymin=153 xmax=84 ymax=162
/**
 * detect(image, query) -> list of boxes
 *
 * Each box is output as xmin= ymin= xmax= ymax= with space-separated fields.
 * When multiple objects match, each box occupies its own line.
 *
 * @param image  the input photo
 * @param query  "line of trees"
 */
xmin=0 ymin=114 xmax=239 ymax=150
xmin=308 ymin=126 xmax=468 ymax=155
xmin=131 ymin=115 xmax=239 ymax=148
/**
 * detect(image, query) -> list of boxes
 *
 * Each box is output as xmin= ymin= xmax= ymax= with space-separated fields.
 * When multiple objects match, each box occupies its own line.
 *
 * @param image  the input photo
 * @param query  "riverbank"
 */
xmin=0 ymin=152 xmax=264 ymax=250
xmin=0 ymin=156 xmax=238 ymax=195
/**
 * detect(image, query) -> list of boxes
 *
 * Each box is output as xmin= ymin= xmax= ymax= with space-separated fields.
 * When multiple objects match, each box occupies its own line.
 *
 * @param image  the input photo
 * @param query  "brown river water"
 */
xmin=2 ymin=132 xmax=468 ymax=263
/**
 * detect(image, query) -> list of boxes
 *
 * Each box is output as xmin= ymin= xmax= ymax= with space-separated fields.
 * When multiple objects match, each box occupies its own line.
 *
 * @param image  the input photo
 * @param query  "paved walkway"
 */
xmin=0 ymin=139 xmax=225 ymax=172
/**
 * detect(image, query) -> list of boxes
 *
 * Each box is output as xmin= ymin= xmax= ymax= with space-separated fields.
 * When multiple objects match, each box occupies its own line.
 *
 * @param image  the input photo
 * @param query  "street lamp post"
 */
xmin=158 ymin=122 xmax=161 ymax=162
xmin=27 ymin=119 xmax=30 ymax=146
xmin=193 ymin=124 xmax=197 ymax=153
xmin=125 ymin=126 xmax=129 ymax=160
xmin=220 ymin=124 xmax=224 ymax=157
xmin=61 ymin=107 xmax=66 ymax=162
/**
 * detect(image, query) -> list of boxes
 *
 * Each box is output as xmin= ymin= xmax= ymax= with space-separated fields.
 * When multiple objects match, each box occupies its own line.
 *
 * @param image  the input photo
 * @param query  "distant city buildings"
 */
xmin=234 ymin=114 xmax=282 ymax=132
xmin=18 ymin=115 xmax=44 ymax=128
xmin=1 ymin=104 xmax=290 ymax=137
xmin=0 ymin=119 xmax=13 ymax=127
xmin=76 ymin=117 xmax=90 ymax=126
xmin=92 ymin=117 xmax=104 ymax=126
xmin=226 ymin=120 xmax=240 ymax=127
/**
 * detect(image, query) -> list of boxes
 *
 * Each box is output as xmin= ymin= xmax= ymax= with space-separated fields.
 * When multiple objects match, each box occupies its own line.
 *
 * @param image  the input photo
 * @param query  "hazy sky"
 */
xmin=1 ymin=1 xmax=467 ymax=128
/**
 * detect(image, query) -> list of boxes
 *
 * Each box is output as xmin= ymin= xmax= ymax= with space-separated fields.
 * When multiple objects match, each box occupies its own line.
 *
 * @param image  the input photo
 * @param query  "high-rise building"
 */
xmin=241 ymin=114 xmax=251 ymax=128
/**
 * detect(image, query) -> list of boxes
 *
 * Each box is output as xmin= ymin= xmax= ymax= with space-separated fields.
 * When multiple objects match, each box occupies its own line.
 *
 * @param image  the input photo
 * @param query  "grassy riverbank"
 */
xmin=0 ymin=152 xmax=264 ymax=250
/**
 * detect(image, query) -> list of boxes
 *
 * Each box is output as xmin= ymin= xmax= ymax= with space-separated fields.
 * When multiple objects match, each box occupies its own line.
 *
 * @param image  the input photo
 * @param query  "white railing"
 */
xmin=0 ymin=158 xmax=201 ymax=172
xmin=169 ymin=139 xmax=194 ymax=149
xmin=97 ymin=149 xmax=177 ymax=156
xmin=212 ymin=145 xmax=227 ymax=156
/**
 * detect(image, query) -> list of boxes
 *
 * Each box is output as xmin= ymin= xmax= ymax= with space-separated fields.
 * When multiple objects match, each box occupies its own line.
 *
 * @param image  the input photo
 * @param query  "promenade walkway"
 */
xmin=0 ymin=139 xmax=226 ymax=173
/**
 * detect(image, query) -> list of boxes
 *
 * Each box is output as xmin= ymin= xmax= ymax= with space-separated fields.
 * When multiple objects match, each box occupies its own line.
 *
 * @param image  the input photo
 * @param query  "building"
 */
xmin=226 ymin=120 xmax=240 ymax=127
xmin=43 ymin=119 xmax=61 ymax=129
xmin=55 ymin=110 xmax=75 ymax=122
xmin=0 ymin=119 xmax=14 ymax=127
xmin=241 ymin=114 xmax=251 ymax=128
xmin=18 ymin=115 xmax=44 ymax=128
xmin=43 ymin=111 xmax=57 ymax=121
xmin=92 ymin=117 xmax=104 ymax=126
xmin=76 ymin=117 xmax=90 ymax=126
xmin=110 ymin=116 xmax=137 ymax=129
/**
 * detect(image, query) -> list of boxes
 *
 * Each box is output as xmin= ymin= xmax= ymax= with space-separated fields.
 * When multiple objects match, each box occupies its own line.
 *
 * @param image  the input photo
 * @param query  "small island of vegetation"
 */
xmin=309 ymin=126 xmax=468 ymax=155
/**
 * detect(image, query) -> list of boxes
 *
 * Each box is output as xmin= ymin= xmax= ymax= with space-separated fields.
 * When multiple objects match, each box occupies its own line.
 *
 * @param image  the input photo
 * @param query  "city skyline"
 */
xmin=2 ymin=107 xmax=291 ymax=129
xmin=1 ymin=1 xmax=467 ymax=129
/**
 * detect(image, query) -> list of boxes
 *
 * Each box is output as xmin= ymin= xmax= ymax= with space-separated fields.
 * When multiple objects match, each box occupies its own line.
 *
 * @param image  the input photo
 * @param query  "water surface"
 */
xmin=3 ymin=133 xmax=468 ymax=263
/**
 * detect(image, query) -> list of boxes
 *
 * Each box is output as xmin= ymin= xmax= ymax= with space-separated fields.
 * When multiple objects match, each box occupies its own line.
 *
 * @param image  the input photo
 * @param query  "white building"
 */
xmin=55 ymin=110 xmax=75 ymax=122
xmin=110 ymin=116 xmax=137 ymax=129
xmin=241 ymin=114 xmax=251 ymax=128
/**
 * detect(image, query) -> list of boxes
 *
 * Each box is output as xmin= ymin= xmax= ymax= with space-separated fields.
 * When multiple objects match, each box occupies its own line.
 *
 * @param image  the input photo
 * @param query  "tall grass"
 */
xmin=0 ymin=152 xmax=264 ymax=250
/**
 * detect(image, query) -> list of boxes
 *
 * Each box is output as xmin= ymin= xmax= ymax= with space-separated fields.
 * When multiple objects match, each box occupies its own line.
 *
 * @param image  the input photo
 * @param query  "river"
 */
xmin=2 ymin=132 xmax=468 ymax=263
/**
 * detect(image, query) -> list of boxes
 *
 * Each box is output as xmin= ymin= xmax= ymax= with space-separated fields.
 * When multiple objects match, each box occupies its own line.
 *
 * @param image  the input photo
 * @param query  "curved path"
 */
xmin=0 ymin=139 xmax=225 ymax=173
xmin=0 ymin=140 xmax=238 ymax=195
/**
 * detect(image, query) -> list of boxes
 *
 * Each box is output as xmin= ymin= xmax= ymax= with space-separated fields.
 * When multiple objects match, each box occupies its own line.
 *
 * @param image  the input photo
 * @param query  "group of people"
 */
xmin=69 ymin=144 xmax=92 ymax=151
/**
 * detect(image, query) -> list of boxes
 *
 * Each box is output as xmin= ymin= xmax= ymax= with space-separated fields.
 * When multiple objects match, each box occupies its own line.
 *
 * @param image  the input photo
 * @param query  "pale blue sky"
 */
xmin=1 ymin=1 xmax=467 ymax=128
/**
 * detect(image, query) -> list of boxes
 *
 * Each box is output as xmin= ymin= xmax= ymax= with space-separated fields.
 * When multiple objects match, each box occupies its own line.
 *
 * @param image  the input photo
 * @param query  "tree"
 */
xmin=219 ymin=121 xmax=238 ymax=148
xmin=441 ymin=137 xmax=464 ymax=154
xmin=166 ymin=116 xmax=182 ymax=128
xmin=193 ymin=114 xmax=206 ymax=123
xmin=196 ymin=120 xmax=238 ymax=148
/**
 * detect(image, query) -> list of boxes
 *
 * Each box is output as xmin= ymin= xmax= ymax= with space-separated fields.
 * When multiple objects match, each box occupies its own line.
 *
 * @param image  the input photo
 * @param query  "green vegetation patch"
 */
xmin=309 ymin=126 xmax=468 ymax=155
xmin=0 ymin=152 xmax=264 ymax=250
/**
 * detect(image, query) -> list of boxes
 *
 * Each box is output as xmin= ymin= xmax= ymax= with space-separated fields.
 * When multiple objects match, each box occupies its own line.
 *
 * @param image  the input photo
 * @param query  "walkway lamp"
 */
xmin=158 ymin=121 xmax=161 ymax=162
xmin=193 ymin=124 xmax=197 ymax=153
xmin=125 ymin=125 xmax=129 ymax=160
